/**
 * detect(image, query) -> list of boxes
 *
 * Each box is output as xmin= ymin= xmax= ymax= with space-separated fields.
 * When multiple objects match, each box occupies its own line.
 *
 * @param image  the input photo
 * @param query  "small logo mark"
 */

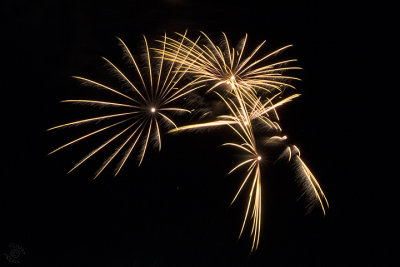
xmin=3 ymin=243 xmax=25 ymax=264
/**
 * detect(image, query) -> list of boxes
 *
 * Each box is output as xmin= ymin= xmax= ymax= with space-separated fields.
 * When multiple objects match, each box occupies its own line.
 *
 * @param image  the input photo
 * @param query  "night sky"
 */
xmin=2 ymin=0 xmax=391 ymax=266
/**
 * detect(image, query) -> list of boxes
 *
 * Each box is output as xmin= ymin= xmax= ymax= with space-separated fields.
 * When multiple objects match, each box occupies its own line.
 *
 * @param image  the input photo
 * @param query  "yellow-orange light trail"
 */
xmin=221 ymin=85 xmax=263 ymax=251
xmin=278 ymin=145 xmax=329 ymax=214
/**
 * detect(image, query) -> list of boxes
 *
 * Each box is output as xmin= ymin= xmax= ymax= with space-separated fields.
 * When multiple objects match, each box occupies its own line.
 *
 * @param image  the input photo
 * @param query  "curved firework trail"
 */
xmin=48 ymin=31 xmax=328 ymax=251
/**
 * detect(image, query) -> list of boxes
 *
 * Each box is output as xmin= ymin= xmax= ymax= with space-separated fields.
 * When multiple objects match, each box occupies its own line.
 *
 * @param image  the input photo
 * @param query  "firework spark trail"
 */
xmin=48 ymin=35 xmax=203 ymax=177
xmin=277 ymin=144 xmax=329 ymax=214
xmin=219 ymin=88 xmax=263 ymax=250
xmin=168 ymin=92 xmax=301 ymax=134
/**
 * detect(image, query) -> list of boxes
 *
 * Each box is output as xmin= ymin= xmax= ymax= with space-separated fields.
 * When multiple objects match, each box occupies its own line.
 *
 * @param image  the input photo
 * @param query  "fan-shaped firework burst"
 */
xmin=154 ymin=31 xmax=301 ymax=100
xmin=48 ymin=35 xmax=202 ymax=178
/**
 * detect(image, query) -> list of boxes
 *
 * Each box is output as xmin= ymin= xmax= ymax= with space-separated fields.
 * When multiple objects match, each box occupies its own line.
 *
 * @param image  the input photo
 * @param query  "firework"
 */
xmin=159 ymin=31 xmax=328 ymax=250
xmin=48 ymin=35 xmax=202 ymax=178
xmin=154 ymin=31 xmax=301 ymax=100
xmin=168 ymin=87 xmax=296 ymax=250
xmin=48 ymin=31 xmax=328 ymax=251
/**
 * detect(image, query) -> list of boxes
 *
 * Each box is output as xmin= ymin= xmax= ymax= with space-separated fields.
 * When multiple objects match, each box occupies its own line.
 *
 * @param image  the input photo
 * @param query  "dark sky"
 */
xmin=2 ymin=0 xmax=391 ymax=266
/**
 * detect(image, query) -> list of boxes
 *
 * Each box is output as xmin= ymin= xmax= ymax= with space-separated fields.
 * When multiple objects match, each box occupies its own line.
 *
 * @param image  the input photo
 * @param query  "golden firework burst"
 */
xmin=154 ymin=31 xmax=301 ymax=100
xmin=161 ymin=31 xmax=328 ymax=250
xmin=48 ymin=35 xmax=203 ymax=178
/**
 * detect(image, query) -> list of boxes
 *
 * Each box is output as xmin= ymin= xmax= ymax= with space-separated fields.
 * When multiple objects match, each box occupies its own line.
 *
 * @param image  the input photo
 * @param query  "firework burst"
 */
xmin=169 ymin=86 xmax=297 ymax=250
xmin=48 ymin=35 xmax=202 ymax=178
xmin=160 ymin=31 xmax=328 ymax=250
xmin=154 ymin=31 xmax=301 ymax=100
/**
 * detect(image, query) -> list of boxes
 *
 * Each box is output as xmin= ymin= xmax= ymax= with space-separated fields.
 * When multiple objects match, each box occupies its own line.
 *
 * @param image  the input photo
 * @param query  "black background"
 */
xmin=2 ymin=0 xmax=392 ymax=266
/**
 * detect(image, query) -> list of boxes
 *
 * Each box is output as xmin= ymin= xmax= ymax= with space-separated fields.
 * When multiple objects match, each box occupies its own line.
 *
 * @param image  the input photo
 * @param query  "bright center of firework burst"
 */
xmin=225 ymin=75 xmax=237 ymax=89
xmin=257 ymin=156 xmax=262 ymax=161
xmin=150 ymin=107 xmax=156 ymax=113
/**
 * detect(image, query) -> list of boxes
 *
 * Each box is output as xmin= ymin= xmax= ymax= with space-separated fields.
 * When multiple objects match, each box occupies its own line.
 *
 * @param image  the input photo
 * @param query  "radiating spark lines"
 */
xmin=48 ymin=35 xmax=202 ymax=178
